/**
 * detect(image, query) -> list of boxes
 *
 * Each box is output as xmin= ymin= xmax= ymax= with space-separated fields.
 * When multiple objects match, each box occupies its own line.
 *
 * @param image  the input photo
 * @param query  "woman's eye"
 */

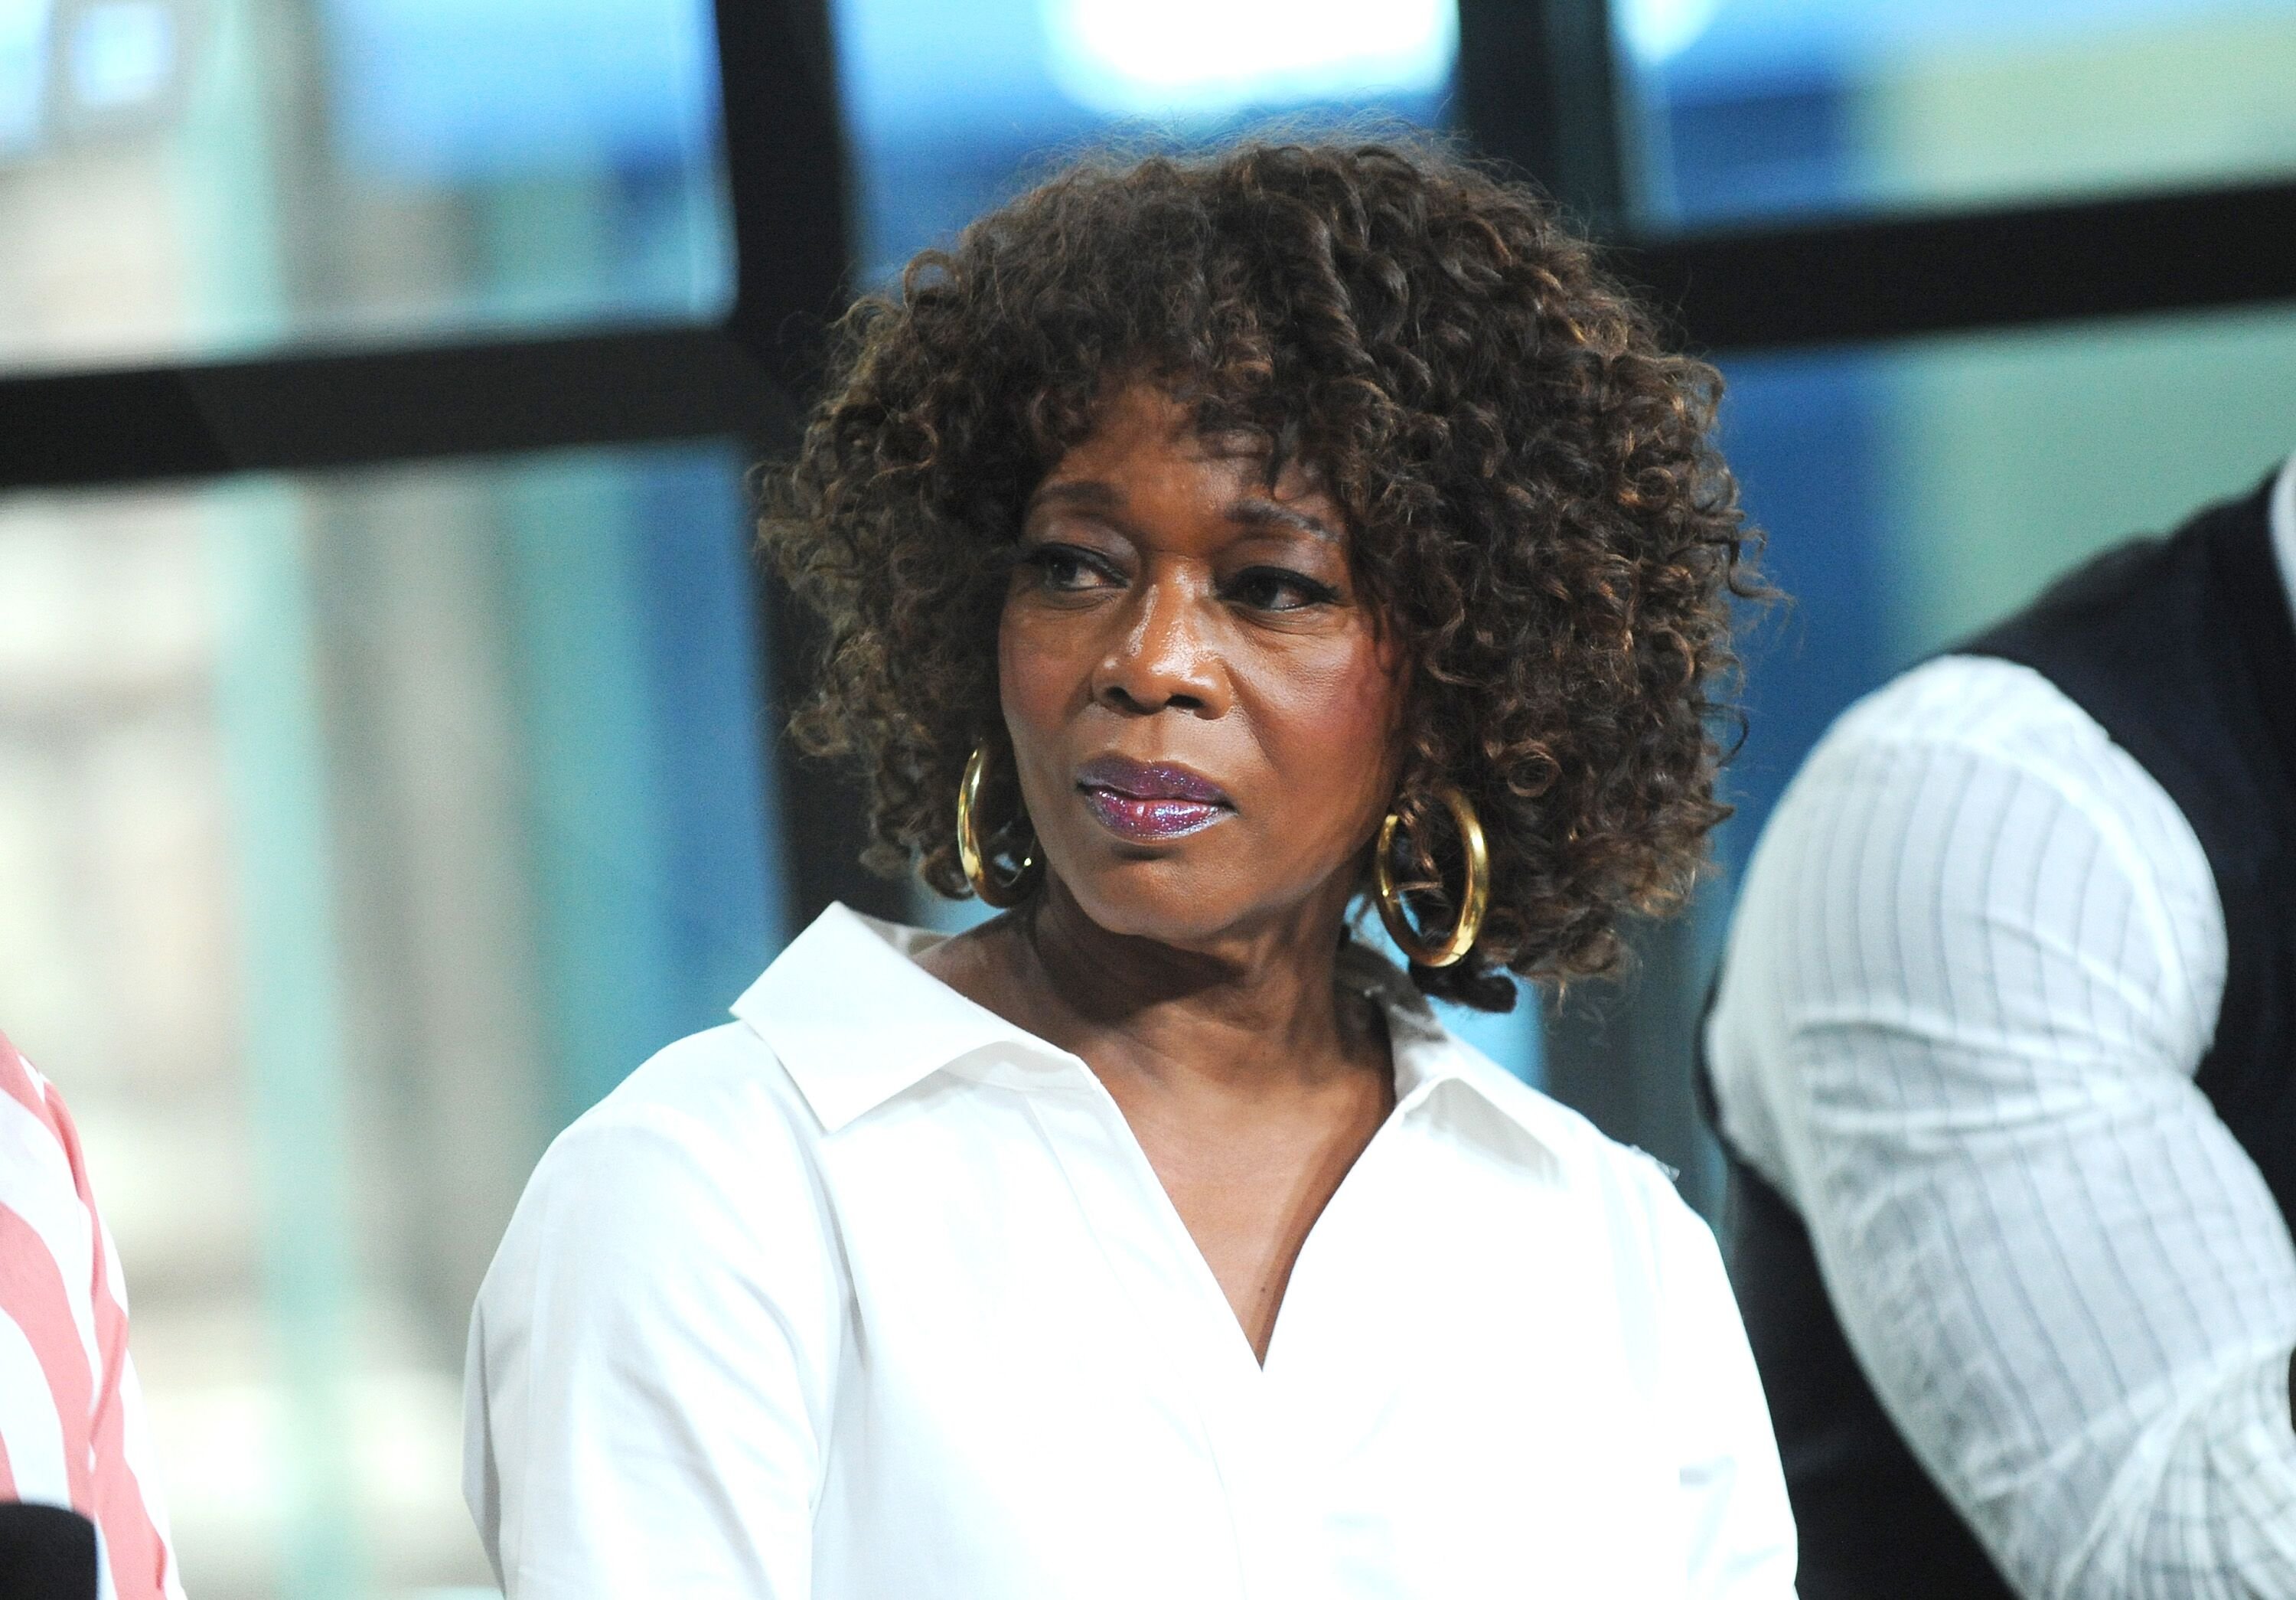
xmin=1020 ymin=545 xmax=1117 ymax=592
xmin=1230 ymin=567 xmax=1338 ymax=612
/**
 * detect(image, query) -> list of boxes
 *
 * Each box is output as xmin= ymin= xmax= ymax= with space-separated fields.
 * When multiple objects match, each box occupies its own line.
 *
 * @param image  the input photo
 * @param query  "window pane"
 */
xmin=1616 ymin=0 xmax=2296 ymax=229
xmin=0 ymin=441 xmax=780 ymax=1598
xmin=830 ymin=0 xmax=1459 ymax=282
xmin=0 ymin=0 xmax=732 ymax=374
xmin=1712 ymin=302 xmax=2296 ymax=859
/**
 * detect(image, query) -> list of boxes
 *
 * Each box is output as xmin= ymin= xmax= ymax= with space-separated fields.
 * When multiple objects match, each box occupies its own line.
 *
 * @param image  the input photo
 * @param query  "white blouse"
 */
xmin=464 ymin=903 xmax=1795 ymax=1598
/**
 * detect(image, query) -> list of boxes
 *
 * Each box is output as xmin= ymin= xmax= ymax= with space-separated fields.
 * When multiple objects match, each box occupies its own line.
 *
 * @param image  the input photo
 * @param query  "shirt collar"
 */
xmin=1334 ymin=939 xmax=1574 ymax=1173
xmin=737 ymin=903 xmax=1568 ymax=1167
xmin=733 ymin=903 xmax=1071 ymax=1131
xmin=1333 ymin=938 xmax=1474 ymax=1106
xmin=2272 ymin=449 xmax=2296 ymax=638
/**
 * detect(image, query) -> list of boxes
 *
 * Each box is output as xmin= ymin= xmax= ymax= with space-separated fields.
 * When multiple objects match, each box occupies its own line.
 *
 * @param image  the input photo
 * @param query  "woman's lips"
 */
xmin=1075 ymin=756 xmax=1231 ymax=841
xmin=1081 ymin=789 xmax=1226 ymax=840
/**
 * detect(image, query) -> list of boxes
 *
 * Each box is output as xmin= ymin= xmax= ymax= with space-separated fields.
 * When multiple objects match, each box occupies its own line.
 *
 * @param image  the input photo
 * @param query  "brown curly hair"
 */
xmin=762 ymin=135 xmax=1756 ymax=1009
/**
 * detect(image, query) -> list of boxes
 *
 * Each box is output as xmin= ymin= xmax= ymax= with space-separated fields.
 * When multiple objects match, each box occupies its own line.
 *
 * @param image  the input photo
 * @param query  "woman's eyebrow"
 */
xmin=1026 ymin=479 xmax=1123 ymax=518
xmin=1229 ymin=496 xmax=1340 ymax=544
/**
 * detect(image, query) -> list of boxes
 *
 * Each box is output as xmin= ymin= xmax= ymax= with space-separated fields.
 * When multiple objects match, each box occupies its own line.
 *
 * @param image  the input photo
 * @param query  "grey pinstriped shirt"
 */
xmin=1706 ymin=453 xmax=2296 ymax=1600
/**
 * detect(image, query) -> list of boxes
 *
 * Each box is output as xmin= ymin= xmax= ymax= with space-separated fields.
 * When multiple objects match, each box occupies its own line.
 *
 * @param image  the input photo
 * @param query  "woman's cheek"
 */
xmin=1267 ymin=636 xmax=1405 ymax=773
xmin=997 ymin=606 xmax=1063 ymax=724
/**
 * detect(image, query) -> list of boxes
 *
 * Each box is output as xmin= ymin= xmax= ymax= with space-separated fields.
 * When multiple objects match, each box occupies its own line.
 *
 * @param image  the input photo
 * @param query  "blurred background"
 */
xmin=2 ymin=0 xmax=2294 ymax=1593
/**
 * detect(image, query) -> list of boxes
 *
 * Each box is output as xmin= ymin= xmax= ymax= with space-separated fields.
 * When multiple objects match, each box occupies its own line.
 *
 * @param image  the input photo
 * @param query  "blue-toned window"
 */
xmin=0 ymin=442 xmax=778 ymax=1596
xmin=0 ymin=0 xmax=732 ymax=372
xmin=1615 ymin=0 xmax=2296 ymax=230
xmin=1714 ymin=306 xmax=2296 ymax=864
xmin=831 ymin=0 xmax=1460 ymax=282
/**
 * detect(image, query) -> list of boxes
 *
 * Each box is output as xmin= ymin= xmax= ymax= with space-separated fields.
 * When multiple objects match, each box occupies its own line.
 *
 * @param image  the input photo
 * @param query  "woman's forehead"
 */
xmin=1051 ymin=382 xmax=1338 ymax=509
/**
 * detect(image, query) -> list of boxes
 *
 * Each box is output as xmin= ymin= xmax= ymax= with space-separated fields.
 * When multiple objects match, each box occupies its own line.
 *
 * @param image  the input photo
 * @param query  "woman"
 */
xmin=465 ymin=138 xmax=1795 ymax=1597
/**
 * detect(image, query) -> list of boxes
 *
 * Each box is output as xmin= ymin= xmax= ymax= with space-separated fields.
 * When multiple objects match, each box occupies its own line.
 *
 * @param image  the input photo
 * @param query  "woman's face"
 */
xmin=1000 ymin=384 xmax=1407 ymax=949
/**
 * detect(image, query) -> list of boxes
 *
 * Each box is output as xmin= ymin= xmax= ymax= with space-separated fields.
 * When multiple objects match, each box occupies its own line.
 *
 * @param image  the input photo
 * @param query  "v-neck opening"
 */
xmin=892 ymin=926 xmax=1454 ymax=1377
xmin=1056 ymin=1053 xmax=1421 ymax=1382
xmin=1253 ymin=1096 xmax=1413 ymax=1376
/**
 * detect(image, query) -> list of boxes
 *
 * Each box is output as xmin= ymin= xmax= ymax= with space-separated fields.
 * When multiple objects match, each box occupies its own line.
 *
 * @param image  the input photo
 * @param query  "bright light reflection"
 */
xmin=1042 ymin=0 xmax=1456 ymax=118
xmin=69 ymin=0 xmax=175 ymax=111
xmin=0 ymin=0 xmax=50 ymax=152
xmin=1613 ymin=0 xmax=1724 ymax=63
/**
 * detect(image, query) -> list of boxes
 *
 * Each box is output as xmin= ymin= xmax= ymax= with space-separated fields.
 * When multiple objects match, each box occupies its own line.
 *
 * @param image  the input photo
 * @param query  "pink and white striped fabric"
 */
xmin=1 ymin=1030 xmax=181 ymax=1600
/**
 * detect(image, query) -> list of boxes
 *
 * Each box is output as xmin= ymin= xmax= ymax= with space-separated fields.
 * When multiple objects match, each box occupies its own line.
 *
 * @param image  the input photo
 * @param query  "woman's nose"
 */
xmin=1092 ymin=580 xmax=1228 ymax=717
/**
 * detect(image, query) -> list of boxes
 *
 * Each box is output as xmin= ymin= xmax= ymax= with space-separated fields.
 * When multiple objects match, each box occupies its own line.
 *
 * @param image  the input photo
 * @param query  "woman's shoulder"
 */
xmin=1343 ymin=937 xmax=1687 ymax=1211
xmin=585 ymin=1016 xmax=814 ymax=1127
xmin=480 ymin=1020 xmax=845 ymax=1346
xmin=1349 ymin=940 xmax=1692 ymax=1219
xmin=516 ymin=899 xmax=1028 ymax=1219
xmin=530 ymin=1018 xmax=826 ymax=1212
xmin=1407 ymin=1011 xmax=1707 ymax=1270
xmin=540 ymin=900 xmax=947 ymax=1170
xmin=468 ymin=1020 xmax=853 ymax=1506
xmin=485 ymin=1020 xmax=831 ymax=1308
xmin=1467 ymin=1048 xmax=1689 ymax=1215
xmin=1437 ymin=1047 xmax=1739 ymax=1379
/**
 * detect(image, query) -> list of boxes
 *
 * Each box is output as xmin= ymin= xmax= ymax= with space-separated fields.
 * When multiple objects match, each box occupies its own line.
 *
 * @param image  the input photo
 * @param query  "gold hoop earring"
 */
xmin=957 ymin=744 xmax=1039 ymax=908
xmin=1373 ymin=784 xmax=1489 ymax=968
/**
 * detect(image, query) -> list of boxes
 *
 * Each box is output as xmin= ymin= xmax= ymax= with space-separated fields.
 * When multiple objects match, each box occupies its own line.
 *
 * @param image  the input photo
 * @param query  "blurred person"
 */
xmin=1704 ymin=451 xmax=2296 ymax=1598
xmin=465 ymin=138 xmax=1795 ymax=1598
xmin=0 ymin=1032 xmax=182 ymax=1600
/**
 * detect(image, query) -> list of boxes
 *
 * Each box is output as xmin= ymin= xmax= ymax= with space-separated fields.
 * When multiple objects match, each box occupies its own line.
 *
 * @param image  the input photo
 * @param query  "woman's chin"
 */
xmin=1052 ymin=854 xmax=1332 ymax=956
xmin=1054 ymin=859 xmax=1253 ymax=949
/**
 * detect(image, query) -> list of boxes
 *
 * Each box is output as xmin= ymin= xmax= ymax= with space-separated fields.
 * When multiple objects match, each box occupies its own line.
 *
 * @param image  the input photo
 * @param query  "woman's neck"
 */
xmin=925 ymin=877 xmax=1388 ymax=1101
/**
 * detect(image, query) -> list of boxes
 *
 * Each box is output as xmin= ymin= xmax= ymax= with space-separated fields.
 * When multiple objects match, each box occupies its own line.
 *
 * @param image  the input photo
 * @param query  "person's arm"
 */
xmin=0 ymin=1037 xmax=183 ymax=1600
xmin=1711 ymin=697 xmax=2296 ymax=1599
xmin=465 ymin=1080 xmax=845 ymax=1599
